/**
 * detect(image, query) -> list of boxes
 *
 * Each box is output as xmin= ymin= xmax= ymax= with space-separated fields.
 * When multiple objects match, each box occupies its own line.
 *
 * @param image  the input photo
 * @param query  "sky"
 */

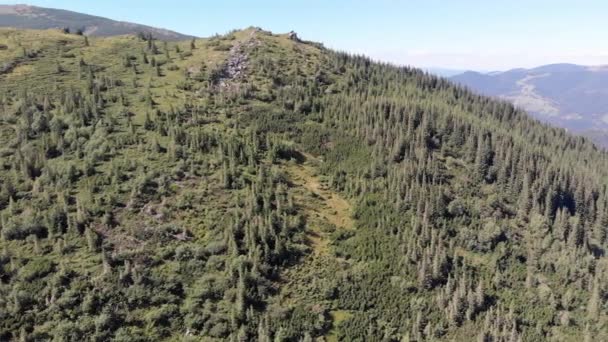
xmin=2 ymin=0 xmax=608 ymax=71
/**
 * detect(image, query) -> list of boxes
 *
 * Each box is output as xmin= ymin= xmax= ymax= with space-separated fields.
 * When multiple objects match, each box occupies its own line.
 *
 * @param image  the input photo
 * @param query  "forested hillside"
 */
xmin=1 ymin=27 xmax=607 ymax=341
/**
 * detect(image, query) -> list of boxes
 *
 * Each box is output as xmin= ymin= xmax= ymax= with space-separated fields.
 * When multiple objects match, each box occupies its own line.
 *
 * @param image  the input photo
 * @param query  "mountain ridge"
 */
xmin=0 ymin=4 xmax=193 ymax=40
xmin=451 ymin=63 xmax=608 ymax=146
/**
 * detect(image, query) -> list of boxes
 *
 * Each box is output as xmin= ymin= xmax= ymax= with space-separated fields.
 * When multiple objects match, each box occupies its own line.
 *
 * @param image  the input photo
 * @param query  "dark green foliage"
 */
xmin=0 ymin=27 xmax=606 ymax=341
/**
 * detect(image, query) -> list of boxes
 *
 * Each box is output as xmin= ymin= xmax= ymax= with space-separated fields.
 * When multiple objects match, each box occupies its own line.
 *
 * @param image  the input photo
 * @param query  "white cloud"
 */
xmin=562 ymin=113 xmax=583 ymax=120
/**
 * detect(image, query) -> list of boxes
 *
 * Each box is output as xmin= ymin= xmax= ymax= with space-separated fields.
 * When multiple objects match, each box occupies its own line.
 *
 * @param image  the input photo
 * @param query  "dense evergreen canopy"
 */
xmin=0 ymin=27 xmax=607 ymax=341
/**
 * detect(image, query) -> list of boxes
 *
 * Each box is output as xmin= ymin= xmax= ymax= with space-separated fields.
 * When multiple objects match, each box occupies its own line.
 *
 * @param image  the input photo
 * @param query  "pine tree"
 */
xmin=85 ymin=227 xmax=98 ymax=252
xmin=518 ymin=174 xmax=532 ymax=218
xmin=587 ymin=278 xmax=600 ymax=322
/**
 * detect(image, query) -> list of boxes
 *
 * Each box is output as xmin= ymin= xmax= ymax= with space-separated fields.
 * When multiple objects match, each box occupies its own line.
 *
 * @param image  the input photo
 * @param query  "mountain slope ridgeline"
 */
xmin=0 ymin=4 xmax=192 ymax=40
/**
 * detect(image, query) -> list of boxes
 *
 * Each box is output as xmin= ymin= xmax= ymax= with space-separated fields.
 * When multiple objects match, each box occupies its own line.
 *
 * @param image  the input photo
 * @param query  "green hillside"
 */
xmin=0 ymin=27 xmax=607 ymax=341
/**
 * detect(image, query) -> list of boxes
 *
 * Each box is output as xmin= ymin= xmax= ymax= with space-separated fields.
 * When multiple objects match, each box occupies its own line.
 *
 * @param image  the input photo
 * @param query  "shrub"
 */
xmin=19 ymin=259 xmax=55 ymax=281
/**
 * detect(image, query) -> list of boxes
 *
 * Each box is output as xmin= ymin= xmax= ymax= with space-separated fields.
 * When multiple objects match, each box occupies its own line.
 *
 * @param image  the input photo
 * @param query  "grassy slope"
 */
xmin=1 ymin=27 xmax=607 ymax=341
xmin=0 ymin=27 xmax=354 ymax=340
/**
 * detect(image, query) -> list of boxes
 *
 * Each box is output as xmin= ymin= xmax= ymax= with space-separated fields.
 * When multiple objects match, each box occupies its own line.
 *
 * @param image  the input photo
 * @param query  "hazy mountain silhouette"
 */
xmin=0 ymin=4 xmax=193 ymax=40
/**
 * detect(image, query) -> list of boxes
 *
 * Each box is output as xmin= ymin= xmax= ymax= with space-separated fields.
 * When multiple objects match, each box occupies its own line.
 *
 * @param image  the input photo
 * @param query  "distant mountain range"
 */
xmin=0 ymin=4 xmax=193 ymax=40
xmin=451 ymin=63 xmax=608 ymax=147
xmin=423 ymin=67 xmax=469 ymax=77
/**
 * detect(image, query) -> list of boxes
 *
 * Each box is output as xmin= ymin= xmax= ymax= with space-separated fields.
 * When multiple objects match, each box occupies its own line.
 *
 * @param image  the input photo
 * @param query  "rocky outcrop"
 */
xmin=0 ymin=61 xmax=17 ymax=74
xmin=218 ymin=30 xmax=260 ymax=89
xmin=288 ymin=30 xmax=300 ymax=42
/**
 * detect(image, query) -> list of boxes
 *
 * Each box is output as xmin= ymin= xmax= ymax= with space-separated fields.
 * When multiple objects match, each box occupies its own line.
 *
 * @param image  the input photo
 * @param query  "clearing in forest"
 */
xmin=286 ymin=154 xmax=353 ymax=254
xmin=279 ymin=154 xmax=355 ymax=339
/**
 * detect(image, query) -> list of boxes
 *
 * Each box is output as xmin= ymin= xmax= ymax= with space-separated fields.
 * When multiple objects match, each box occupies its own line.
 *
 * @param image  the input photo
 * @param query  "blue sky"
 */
xmin=2 ymin=0 xmax=608 ymax=70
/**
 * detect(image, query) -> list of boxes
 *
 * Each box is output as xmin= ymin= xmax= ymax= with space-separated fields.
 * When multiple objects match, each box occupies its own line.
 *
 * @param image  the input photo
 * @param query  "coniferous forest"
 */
xmin=0 ymin=27 xmax=607 ymax=341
